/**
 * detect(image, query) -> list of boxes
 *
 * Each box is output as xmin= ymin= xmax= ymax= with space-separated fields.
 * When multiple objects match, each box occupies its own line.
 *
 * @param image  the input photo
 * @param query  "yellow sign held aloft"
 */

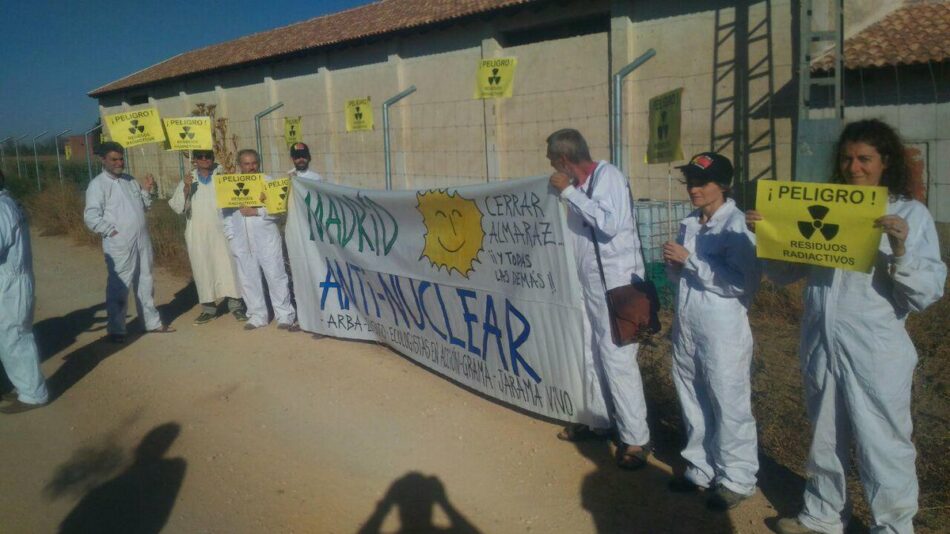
xmin=474 ymin=57 xmax=517 ymax=99
xmin=755 ymin=180 xmax=887 ymax=273
xmin=64 ymin=144 xmax=72 ymax=161
xmin=646 ymin=88 xmax=684 ymax=163
xmin=105 ymin=108 xmax=166 ymax=148
xmin=264 ymin=177 xmax=290 ymax=214
xmin=284 ymin=117 xmax=302 ymax=147
xmin=163 ymin=117 xmax=213 ymax=150
xmin=214 ymin=173 xmax=264 ymax=208
xmin=345 ymin=98 xmax=374 ymax=132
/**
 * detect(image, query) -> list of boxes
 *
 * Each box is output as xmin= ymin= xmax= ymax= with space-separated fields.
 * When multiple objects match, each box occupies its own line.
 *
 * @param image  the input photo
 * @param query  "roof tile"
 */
xmin=90 ymin=0 xmax=538 ymax=97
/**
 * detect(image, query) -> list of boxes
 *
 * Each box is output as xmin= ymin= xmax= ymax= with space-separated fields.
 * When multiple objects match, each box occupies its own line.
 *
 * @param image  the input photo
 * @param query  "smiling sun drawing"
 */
xmin=417 ymin=190 xmax=485 ymax=278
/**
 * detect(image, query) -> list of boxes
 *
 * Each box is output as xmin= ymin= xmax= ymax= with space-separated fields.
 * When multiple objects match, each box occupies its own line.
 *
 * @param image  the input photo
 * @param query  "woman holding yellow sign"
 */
xmin=749 ymin=120 xmax=946 ymax=534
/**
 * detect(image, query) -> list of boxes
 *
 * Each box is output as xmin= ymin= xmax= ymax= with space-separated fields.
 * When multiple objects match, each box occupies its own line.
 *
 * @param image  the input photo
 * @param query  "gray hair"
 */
xmin=236 ymin=148 xmax=260 ymax=163
xmin=546 ymin=129 xmax=592 ymax=164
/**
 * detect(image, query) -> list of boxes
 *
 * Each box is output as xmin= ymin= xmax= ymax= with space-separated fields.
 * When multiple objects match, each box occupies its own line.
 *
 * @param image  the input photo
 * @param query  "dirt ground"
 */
xmin=0 ymin=232 xmax=935 ymax=533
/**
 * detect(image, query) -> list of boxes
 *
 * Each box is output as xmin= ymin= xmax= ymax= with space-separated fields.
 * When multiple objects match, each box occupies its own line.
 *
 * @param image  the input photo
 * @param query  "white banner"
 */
xmin=285 ymin=177 xmax=587 ymax=422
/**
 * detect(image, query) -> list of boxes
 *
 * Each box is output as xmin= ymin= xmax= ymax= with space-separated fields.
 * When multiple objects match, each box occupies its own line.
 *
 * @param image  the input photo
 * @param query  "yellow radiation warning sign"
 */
xmin=345 ymin=98 xmax=373 ymax=132
xmin=214 ymin=174 xmax=264 ymax=209
xmin=646 ymin=88 xmax=684 ymax=163
xmin=755 ymin=181 xmax=887 ymax=272
xmin=474 ymin=57 xmax=517 ymax=99
xmin=105 ymin=108 xmax=166 ymax=148
xmin=416 ymin=190 xmax=485 ymax=278
xmin=284 ymin=117 xmax=302 ymax=147
xmin=163 ymin=117 xmax=212 ymax=150
xmin=263 ymin=178 xmax=290 ymax=214
xmin=64 ymin=144 xmax=72 ymax=161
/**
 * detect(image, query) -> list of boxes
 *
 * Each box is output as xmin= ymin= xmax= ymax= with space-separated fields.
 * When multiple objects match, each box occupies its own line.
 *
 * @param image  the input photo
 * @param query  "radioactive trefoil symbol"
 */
xmin=488 ymin=68 xmax=501 ymax=86
xmin=179 ymin=126 xmax=195 ymax=140
xmin=289 ymin=126 xmax=296 ymax=137
xmin=128 ymin=120 xmax=145 ymax=135
xmin=233 ymin=182 xmax=250 ymax=197
xmin=355 ymin=106 xmax=363 ymax=121
xmin=797 ymin=205 xmax=839 ymax=240
xmin=279 ymin=185 xmax=288 ymax=200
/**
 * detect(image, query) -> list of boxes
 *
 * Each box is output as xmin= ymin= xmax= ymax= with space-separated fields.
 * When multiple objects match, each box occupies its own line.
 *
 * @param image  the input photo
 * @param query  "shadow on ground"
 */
xmin=358 ymin=472 xmax=479 ymax=534
xmin=57 ymin=422 xmax=186 ymax=534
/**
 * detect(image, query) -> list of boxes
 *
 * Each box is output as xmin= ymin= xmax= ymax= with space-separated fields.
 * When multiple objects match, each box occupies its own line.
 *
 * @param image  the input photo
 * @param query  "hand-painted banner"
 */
xmin=264 ymin=177 xmax=290 ymax=214
xmin=105 ymin=108 xmax=166 ymax=148
xmin=214 ymin=173 xmax=264 ymax=208
xmin=755 ymin=180 xmax=887 ymax=272
xmin=285 ymin=176 xmax=586 ymax=422
xmin=345 ymin=98 xmax=373 ymax=132
xmin=284 ymin=117 xmax=302 ymax=146
xmin=646 ymin=88 xmax=684 ymax=163
xmin=474 ymin=57 xmax=517 ymax=99
xmin=163 ymin=117 xmax=213 ymax=150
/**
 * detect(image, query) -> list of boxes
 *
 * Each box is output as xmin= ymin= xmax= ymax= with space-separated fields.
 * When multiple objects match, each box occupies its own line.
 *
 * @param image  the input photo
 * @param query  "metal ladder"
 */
xmin=795 ymin=0 xmax=844 ymax=183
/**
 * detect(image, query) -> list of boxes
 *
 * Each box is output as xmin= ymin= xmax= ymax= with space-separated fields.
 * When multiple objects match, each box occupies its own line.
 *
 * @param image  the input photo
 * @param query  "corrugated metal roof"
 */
xmin=813 ymin=1 xmax=950 ymax=71
xmin=89 ymin=0 xmax=539 ymax=97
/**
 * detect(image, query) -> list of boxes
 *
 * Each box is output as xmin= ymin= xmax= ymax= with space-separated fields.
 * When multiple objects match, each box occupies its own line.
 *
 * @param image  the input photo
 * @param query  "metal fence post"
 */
xmin=383 ymin=86 xmax=416 ymax=190
xmin=0 ymin=137 xmax=10 ymax=174
xmin=84 ymin=124 xmax=102 ymax=183
xmin=13 ymin=134 xmax=27 ymax=180
xmin=610 ymin=49 xmax=656 ymax=176
xmin=255 ymin=102 xmax=284 ymax=173
xmin=54 ymin=129 xmax=71 ymax=184
xmin=32 ymin=131 xmax=48 ymax=191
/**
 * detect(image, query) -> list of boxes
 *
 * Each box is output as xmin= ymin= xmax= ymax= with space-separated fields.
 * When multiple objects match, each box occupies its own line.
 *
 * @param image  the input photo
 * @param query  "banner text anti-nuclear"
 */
xmin=285 ymin=176 xmax=587 ymax=422
xmin=755 ymin=180 xmax=886 ymax=272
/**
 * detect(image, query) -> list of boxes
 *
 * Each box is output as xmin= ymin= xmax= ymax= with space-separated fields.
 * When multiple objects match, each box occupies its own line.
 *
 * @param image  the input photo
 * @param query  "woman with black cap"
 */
xmin=663 ymin=152 xmax=760 ymax=511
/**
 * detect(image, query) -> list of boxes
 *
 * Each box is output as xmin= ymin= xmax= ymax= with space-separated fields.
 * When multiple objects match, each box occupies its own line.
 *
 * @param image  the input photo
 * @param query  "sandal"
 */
xmin=148 ymin=325 xmax=176 ymax=334
xmin=556 ymin=424 xmax=608 ymax=442
xmin=616 ymin=442 xmax=652 ymax=470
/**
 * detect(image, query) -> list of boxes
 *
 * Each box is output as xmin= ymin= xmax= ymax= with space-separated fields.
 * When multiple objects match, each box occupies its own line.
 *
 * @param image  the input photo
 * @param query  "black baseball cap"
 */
xmin=677 ymin=152 xmax=734 ymax=187
xmin=290 ymin=143 xmax=311 ymax=159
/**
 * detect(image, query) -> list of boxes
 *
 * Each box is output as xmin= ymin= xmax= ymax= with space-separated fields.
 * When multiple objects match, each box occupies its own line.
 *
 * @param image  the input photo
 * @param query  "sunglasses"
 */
xmin=194 ymin=154 xmax=213 ymax=160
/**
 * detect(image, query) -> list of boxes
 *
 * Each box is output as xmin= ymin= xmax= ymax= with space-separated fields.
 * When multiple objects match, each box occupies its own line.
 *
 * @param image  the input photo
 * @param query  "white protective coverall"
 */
xmin=222 ymin=175 xmax=295 ymax=328
xmin=168 ymin=167 xmax=242 ymax=305
xmin=288 ymin=168 xmax=323 ymax=181
xmin=83 ymin=171 xmax=162 ymax=335
xmin=560 ymin=161 xmax=650 ymax=447
xmin=668 ymin=198 xmax=759 ymax=495
xmin=0 ymin=190 xmax=48 ymax=405
xmin=767 ymin=197 xmax=946 ymax=534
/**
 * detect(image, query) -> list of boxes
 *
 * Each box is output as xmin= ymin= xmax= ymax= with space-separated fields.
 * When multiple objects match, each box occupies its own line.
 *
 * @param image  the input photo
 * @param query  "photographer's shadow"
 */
xmin=358 ymin=472 xmax=479 ymax=534
xmin=58 ymin=422 xmax=186 ymax=534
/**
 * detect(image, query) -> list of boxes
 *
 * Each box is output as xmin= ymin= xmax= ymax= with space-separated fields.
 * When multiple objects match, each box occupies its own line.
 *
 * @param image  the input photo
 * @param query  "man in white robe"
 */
xmin=168 ymin=149 xmax=245 ymax=325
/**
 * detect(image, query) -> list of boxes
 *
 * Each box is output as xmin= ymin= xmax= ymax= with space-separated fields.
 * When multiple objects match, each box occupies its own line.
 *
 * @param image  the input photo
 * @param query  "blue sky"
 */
xmin=0 ymin=0 xmax=371 ymax=141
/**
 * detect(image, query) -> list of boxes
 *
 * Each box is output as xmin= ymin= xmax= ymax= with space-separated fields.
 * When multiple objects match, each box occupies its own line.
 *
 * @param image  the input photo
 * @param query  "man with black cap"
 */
xmin=287 ymin=143 xmax=323 ymax=181
xmin=662 ymin=152 xmax=760 ymax=510
xmin=169 ymin=149 xmax=246 ymax=325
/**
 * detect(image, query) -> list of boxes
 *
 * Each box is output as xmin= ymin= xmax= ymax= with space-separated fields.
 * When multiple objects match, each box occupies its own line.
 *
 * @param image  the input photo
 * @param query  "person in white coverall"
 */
xmin=225 ymin=149 xmax=296 ymax=330
xmin=748 ymin=120 xmax=947 ymax=534
xmin=168 ymin=149 xmax=246 ymax=325
xmin=0 ymin=170 xmax=49 ymax=414
xmin=662 ymin=152 xmax=760 ymax=511
xmin=287 ymin=142 xmax=323 ymax=182
xmin=546 ymin=129 xmax=652 ymax=470
xmin=83 ymin=142 xmax=173 ymax=342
